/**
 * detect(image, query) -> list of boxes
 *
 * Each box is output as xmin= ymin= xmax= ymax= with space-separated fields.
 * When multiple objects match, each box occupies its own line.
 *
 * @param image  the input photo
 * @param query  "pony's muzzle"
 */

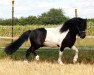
xmin=79 ymin=31 xmax=86 ymax=39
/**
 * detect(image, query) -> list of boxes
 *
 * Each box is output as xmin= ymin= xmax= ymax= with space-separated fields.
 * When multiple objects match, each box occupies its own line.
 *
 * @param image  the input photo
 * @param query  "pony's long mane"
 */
xmin=60 ymin=17 xmax=87 ymax=33
xmin=60 ymin=20 xmax=70 ymax=32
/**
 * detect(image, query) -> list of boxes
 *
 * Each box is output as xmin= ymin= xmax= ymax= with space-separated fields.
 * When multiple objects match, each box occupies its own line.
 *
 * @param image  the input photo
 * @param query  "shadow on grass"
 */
xmin=0 ymin=48 xmax=94 ymax=64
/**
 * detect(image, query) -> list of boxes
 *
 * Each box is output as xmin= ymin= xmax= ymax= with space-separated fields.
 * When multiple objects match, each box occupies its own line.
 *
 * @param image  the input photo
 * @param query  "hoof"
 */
xmin=35 ymin=55 xmax=40 ymax=61
xmin=24 ymin=60 xmax=29 ymax=64
xmin=58 ymin=60 xmax=64 ymax=65
xmin=73 ymin=59 xmax=77 ymax=64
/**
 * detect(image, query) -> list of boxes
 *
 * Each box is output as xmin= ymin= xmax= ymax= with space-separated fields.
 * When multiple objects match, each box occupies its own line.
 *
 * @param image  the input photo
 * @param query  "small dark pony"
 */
xmin=5 ymin=17 xmax=87 ymax=64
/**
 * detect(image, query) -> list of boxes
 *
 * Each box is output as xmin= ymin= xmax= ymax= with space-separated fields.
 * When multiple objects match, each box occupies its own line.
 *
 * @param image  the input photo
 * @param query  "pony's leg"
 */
xmin=35 ymin=55 xmax=40 ymax=61
xmin=31 ymin=45 xmax=40 ymax=61
xmin=31 ymin=49 xmax=39 ymax=61
xmin=26 ymin=46 xmax=40 ymax=61
xmin=26 ymin=46 xmax=32 ymax=60
xmin=23 ymin=46 xmax=32 ymax=63
xmin=71 ymin=46 xmax=79 ymax=63
xmin=58 ymin=50 xmax=63 ymax=64
xmin=58 ymin=47 xmax=64 ymax=65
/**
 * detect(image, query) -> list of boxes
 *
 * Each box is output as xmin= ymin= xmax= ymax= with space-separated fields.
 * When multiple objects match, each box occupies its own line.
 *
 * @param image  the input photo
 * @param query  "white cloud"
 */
xmin=0 ymin=0 xmax=94 ymax=18
xmin=0 ymin=0 xmax=11 ymax=5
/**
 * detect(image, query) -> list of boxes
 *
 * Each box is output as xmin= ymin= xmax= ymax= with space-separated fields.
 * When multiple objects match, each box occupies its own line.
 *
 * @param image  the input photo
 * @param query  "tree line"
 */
xmin=0 ymin=8 xmax=68 ymax=26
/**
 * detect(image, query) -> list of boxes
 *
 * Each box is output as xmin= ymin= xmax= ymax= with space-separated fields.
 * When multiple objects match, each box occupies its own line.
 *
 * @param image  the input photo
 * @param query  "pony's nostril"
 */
xmin=80 ymin=34 xmax=86 ymax=39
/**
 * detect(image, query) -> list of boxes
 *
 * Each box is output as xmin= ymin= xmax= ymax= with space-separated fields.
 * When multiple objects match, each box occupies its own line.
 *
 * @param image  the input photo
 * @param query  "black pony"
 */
xmin=5 ymin=17 xmax=87 ymax=64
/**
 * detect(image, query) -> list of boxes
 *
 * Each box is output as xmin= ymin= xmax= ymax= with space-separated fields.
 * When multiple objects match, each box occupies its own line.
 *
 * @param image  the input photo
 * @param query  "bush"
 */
xmin=0 ymin=8 xmax=68 ymax=25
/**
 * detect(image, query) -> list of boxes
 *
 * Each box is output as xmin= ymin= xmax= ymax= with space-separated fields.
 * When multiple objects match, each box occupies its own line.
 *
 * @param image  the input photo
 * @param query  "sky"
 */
xmin=0 ymin=0 xmax=94 ymax=19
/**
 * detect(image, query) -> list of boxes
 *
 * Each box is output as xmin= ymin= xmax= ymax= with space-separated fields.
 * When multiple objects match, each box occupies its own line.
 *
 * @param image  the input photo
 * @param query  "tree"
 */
xmin=18 ymin=17 xmax=28 ymax=25
xmin=38 ymin=8 xmax=68 ymax=24
xmin=27 ymin=16 xmax=38 ymax=24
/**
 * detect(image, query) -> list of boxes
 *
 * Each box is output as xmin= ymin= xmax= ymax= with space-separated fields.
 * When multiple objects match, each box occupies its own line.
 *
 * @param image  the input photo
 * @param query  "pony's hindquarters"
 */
xmin=5 ymin=30 xmax=31 ymax=55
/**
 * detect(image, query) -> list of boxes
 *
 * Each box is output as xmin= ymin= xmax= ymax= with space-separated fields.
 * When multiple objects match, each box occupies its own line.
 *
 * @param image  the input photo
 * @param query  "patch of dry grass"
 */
xmin=0 ymin=23 xmax=94 ymax=37
xmin=76 ymin=38 xmax=94 ymax=47
xmin=1 ymin=37 xmax=94 ymax=48
xmin=0 ymin=25 xmax=58 ymax=37
xmin=0 ymin=58 xmax=94 ymax=75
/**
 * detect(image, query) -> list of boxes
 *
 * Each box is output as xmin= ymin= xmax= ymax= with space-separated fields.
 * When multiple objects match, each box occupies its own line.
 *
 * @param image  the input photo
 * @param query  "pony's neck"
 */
xmin=69 ymin=29 xmax=77 ymax=36
xmin=60 ymin=24 xmax=69 ymax=33
xmin=60 ymin=24 xmax=77 ymax=35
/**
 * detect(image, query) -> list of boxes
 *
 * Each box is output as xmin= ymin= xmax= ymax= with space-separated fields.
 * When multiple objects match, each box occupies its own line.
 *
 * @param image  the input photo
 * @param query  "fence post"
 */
xmin=75 ymin=9 xmax=78 ymax=17
xmin=12 ymin=0 xmax=14 ymax=42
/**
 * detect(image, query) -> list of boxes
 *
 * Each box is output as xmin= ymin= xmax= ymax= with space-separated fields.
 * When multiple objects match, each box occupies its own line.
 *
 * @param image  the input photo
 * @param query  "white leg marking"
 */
xmin=24 ymin=60 xmax=29 ymax=64
xmin=71 ymin=46 xmax=79 ymax=63
xmin=35 ymin=55 xmax=40 ymax=61
xmin=58 ymin=50 xmax=63 ymax=65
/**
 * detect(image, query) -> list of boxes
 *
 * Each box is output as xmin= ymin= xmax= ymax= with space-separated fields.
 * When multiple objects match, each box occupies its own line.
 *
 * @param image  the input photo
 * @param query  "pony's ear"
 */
xmin=85 ymin=18 xmax=87 ymax=21
xmin=84 ymin=18 xmax=87 ymax=22
xmin=84 ymin=18 xmax=87 ymax=29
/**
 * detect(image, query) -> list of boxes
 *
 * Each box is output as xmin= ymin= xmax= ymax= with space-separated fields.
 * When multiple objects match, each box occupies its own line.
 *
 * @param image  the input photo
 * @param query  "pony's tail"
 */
xmin=5 ymin=30 xmax=31 ymax=55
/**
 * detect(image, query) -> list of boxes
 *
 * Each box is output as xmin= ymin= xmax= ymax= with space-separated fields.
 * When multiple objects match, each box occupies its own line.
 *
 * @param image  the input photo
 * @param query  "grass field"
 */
xmin=0 ymin=48 xmax=94 ymax=75
xmin=0 ymin=48 xmax=94 ymax=64
xmin=0 ymin=59 xmax=94 ymax=75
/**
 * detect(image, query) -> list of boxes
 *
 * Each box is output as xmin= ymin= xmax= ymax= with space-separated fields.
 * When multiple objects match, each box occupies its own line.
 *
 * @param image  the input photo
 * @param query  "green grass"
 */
xmin=1 ymin=48 xmax=94 ymax=64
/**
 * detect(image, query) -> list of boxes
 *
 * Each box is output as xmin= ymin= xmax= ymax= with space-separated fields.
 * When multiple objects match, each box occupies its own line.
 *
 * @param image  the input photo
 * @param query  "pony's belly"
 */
xmin=43 ymin=41 xmax=59 ymax=48
xmin=44 ymin=28 xmax=69 ymax=48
